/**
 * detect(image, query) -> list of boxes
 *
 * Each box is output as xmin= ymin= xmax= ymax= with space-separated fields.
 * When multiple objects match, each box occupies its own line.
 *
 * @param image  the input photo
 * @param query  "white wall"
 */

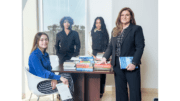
xmin=87 ymin=0 xmax=158 ymax=89
xmin=22 ymin=0 xmax=38 ymax=96
xmin=86 ymin=0 xmax=112 ymax=34
xmin=112 ymin=0 xmax=158 ymax=88
xmin=87 ymin=0 xmax=115 ymax=86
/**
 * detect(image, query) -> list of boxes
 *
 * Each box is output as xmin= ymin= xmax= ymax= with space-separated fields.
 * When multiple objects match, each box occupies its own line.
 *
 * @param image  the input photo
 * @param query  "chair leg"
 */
xmin=57 ymin=94 xmax=61 ymax=101
xmin=29 ymin=93 xmax=32 ymax=101
xmin=37 ymin=97 xmax=40 ymax=101
xmin=52 ymin=94 xmax=54 ymax=101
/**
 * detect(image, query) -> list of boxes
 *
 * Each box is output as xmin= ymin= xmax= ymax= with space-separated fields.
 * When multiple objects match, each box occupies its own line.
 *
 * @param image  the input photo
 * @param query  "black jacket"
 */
xmin=55 ymin=30 xmax=81 ymax=59
xmin=91 ymin=30 xmax=109 ymax=52
xmin=103 ymin=23 xmax=145 ymax=66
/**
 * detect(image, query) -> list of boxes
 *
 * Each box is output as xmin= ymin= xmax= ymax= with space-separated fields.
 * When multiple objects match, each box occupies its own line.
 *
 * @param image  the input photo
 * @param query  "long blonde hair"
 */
xmin=30 ymin=32 xmax=49 ymax=54
xmin=112 ymin=7 xmax=136 ymax=37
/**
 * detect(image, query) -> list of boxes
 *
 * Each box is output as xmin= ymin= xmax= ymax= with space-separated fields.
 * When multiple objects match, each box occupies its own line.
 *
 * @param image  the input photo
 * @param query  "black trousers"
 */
xmin=114 ymin=56 xmax=141 ymax=101
xmin=58 ymin=54 xmax=72 ymax=64
xmin=93 ymin=50 xmax=106 ymax=94
xmin=100 ymin=74 xmax=106 ymax=94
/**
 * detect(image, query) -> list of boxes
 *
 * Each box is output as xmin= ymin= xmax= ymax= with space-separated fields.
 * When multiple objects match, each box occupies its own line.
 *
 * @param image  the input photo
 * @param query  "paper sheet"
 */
xmin=56 ymin=83 xmax=72 ymax=100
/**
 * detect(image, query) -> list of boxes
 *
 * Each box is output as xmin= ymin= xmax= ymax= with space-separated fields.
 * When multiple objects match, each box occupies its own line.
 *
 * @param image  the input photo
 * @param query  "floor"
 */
xmin=22 ymin=90 xmax=158 ymax=101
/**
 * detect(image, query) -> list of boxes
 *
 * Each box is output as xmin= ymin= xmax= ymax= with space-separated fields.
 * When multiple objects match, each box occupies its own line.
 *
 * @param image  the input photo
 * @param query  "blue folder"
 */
xmin=119 ymin=57 xmax=138 ymax=69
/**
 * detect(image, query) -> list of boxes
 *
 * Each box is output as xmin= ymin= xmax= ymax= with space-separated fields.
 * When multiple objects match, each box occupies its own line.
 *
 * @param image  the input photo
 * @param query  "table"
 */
xmin=52 ymin=64 xmax=114 ymax=101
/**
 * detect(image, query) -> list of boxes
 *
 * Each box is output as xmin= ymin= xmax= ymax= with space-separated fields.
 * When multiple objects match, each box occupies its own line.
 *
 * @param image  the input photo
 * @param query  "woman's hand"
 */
xmin=51 ymin=80 xmax=58 ymax=90
xmin=97 ymin=57 xmax=107 ymax=64
xmin=60 ymin=77 xmax=69 ymax=87
xmin=110 ymin=67 xmax=114 ymax=72
xmin=93 ymin=55 xmax=96 ymax=59
xmin=126 ymin=63 xmax=136 ymax=71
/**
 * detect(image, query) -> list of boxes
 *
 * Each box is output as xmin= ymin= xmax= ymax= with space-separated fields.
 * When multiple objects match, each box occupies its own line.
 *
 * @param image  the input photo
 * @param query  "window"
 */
xmin=38 ymin=0 xmax=86 ymax=55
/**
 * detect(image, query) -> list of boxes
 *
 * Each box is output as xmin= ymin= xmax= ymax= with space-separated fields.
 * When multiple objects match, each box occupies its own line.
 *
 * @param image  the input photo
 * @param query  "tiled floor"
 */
xmin=22 ymin=90 xmax=158 ymax=101
xmin=100 ymin=90 xmax=158 ymax=101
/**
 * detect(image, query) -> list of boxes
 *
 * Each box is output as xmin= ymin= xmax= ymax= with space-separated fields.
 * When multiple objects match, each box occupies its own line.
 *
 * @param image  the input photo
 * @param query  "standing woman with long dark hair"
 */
xmin=99 ymin=7 xmax=145 ymax=101
xmin=55 ymin=16 xmax=81 ymax=64
xmin=88 ymin=17 xmax=109 ymax=98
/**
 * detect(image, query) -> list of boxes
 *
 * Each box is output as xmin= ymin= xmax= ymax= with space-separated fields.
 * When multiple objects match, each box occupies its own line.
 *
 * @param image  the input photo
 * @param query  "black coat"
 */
xmin=103 ymin=23 xmax=145 ymax=66
xmin=91 ymin=30 xmax=109 ymax=52
xmin=55 ymin=29 xmax=81 ymax=63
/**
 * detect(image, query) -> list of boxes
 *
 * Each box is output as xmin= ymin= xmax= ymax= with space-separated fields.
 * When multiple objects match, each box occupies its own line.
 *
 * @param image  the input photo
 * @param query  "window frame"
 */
xmin=37 ymin=0 xmax=88 ymax=56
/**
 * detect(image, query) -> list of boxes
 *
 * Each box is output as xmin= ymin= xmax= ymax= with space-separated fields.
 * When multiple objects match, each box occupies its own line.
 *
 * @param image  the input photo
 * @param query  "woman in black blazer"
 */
xmin=55 ymin=17 xmax=81 ymax=64
xmin=99 ymin=7 xmax=145 ymax=101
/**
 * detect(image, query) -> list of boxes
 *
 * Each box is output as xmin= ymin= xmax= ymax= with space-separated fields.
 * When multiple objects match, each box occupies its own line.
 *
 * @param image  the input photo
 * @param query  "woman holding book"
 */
xmin=28 ymin=32 xmax=74 ymax=101
xmin=88 ymin=17 xmax=109 ymax=98
xmin=55 ymin=16 xmax=81 ymax=64
xmin=99 ymin=7 xmax=145 ymax=101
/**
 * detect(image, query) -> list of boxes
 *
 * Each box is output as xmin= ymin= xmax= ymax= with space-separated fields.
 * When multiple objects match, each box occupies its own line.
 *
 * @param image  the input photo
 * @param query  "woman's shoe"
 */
xmin=57 ymin=94 xmax=61 ymax=101
xmin=100 ymin=93 xmax=103 ymax=98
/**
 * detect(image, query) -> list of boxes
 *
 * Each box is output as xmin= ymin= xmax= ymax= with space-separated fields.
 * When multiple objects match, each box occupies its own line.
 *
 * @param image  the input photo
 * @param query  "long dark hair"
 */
xmin=113 ymin=7 xmax=136 ymax=37
xmin=91 ymin=17 xmax=108 ymax=36
xmin=30 ymin=32 xmax=49 ymax=54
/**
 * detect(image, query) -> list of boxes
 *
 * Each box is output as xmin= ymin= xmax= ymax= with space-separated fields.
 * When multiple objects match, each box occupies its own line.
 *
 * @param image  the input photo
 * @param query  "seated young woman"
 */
xmin=28 ymin=32 xmax=74 ymax=101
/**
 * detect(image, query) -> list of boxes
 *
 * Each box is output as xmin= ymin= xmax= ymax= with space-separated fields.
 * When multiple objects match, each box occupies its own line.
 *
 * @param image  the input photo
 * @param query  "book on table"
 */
xmin=76 ymin=68 xmax=93 ymax=72
xmin=94 ymin=68 xmax=111 ymax=71
xmin=63 ymin=60 xmax=75 ymax=67
xmin=79 ymin=56 xmax=94 ymax=62
xmin=119 ymin=57 xmax=138 ymax=69
xmin=63 ymin=64 xmax=75 ymax=67
xmin=76 ymin=63 xmax=92 ymax=68
xmin=76 ymin=62 xmax=93 ymax=72
xmin=79 ymin=61 xmax=95 ymax=63
xmin=79 ymin=56 xmax=94 ymax=60
xmin=94 ymin=63 xmax=111 ymax=68
xmin=95 ymin=56 xmax=103 ymax=61
xmin=63 ymin=60 xmax=76 ymax=71
xmin=94 ymin=63 xmax=111 ymax=71
xmin=63 ymin=66 xmax=76 ymax=71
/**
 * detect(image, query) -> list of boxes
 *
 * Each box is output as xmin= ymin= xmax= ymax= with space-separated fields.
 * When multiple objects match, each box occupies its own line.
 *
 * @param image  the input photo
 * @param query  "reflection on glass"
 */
xmin=42 ymin=0 xmax=85 ymax=55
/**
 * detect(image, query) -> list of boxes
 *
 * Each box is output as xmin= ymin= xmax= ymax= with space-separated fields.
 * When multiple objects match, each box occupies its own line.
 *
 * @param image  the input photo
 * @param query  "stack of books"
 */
xmin=95 ymin=56 xmax=103 ymax=61
xmin=93 ymin=56 xmax=112 ymax=71
xmin=63 ymin=60 xmax=76 ymax=71
xmin=76 ymin=56 xmax=94 ymax=72
xmin=94 ymin=63 xmax=111 ymax=71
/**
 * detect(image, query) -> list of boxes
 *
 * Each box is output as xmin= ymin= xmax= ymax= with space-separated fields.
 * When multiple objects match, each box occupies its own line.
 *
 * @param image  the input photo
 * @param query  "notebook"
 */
xmin=56 ymin=83 xmax=72 ymax=100
xmin=119 ymin=57 xmax=138 ymax=69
